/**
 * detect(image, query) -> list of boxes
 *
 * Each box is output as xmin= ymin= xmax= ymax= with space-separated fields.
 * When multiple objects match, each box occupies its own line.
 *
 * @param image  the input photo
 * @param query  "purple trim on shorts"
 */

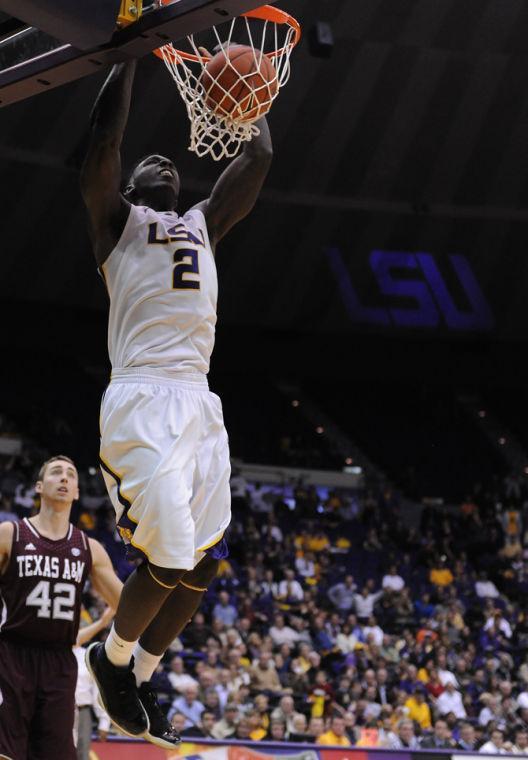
xmin=204 ymin=537 xmax=229 ymax=560
xmin=124 ymin=544 xmax=148 ymax=564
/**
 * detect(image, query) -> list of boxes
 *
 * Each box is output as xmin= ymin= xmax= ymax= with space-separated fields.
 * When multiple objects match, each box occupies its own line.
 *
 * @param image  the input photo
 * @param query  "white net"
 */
xmin=156 ymin=8 xmax=299 ymax=160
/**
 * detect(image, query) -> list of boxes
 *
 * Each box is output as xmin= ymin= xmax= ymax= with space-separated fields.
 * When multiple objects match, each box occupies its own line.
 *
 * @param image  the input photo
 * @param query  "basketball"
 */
xmin=200 ymin=44 xmax=278 ymax=123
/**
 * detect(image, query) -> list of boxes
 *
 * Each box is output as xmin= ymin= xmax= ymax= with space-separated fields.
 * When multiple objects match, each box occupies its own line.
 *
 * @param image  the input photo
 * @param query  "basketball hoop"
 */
xmin=153 ymin=4 xmax=301 ymax=160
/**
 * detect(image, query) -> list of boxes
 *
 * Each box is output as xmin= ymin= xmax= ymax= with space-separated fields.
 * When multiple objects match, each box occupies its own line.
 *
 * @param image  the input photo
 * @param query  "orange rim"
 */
xmin=152 ymin=3 xmax=301 ymax=64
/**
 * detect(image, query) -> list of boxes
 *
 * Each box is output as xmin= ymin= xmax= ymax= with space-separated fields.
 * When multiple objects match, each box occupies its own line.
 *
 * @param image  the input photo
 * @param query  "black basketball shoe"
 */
xmin=138 ymin=682 xmax=182 ymax=749
xmin=86 ymin=642 xmax=149 ymax=737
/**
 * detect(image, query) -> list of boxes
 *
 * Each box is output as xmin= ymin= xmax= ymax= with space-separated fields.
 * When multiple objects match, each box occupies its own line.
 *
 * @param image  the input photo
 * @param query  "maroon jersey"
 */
xmin=0 ymin=517 xmax=92 ymax=647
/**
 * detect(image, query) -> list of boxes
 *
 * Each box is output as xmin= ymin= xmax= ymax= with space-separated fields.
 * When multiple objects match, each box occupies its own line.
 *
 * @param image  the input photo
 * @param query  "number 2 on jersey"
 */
xmin=26 ymin=580 xmax=76 ymax=620
xmin=173 ymin=248 xmax=200 ymax=290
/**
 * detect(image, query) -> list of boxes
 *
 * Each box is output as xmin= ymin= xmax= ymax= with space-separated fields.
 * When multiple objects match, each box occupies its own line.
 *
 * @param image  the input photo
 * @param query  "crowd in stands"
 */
xmin=4 ymin=420 xmax=528 ymax=752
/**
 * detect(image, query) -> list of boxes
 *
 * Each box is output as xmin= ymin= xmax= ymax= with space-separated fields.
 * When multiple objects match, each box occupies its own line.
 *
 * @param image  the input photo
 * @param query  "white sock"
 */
xmin=104 ymin=624 xmax=137 ymax=668
xmin=132 ymin=643 xmax=163 ymax=686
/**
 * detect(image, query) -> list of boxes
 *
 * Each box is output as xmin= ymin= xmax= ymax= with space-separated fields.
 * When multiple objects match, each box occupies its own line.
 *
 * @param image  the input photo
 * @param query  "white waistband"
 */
xmin=110 ymin=367 xmax=209 ymax=389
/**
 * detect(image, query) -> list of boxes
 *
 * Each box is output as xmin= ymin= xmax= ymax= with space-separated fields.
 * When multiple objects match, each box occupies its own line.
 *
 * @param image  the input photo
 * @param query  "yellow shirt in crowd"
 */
xmin=429 ymin=568 xmax=453 ymax=586
xmin=317 ymin=731 xmax=352 ymax=746
xmin=405 ymin=697 xmax=432 ymax=729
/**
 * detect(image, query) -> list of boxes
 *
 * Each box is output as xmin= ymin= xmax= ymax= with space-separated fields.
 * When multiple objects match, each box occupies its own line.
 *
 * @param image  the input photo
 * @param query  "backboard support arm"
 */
xmin=0 ymin=0 xmax=266 ymax=107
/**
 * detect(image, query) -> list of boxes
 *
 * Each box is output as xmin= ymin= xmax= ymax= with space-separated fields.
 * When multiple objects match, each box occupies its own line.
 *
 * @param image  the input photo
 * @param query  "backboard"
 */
xmin=0 ymin=0 xmax=265 ymax=107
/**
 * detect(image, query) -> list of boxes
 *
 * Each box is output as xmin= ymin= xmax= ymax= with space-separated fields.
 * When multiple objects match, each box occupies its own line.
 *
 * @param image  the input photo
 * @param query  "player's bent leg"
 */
xmin=87 ymin=561 xmax=186 ymax=740
xmin=183 ymin=554 xmax=220 ymax=589
xmin=140 ymin=555 xmax=219 ymax=655
xmin=135 ymin=556 xmax=219 ymax=750
xmin=113 ymin=562 xmax=186 ymax=643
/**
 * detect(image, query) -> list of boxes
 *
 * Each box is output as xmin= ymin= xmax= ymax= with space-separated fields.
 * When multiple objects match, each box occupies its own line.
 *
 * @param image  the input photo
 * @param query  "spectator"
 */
xmin=246 ymin=709 xmax=267 ymax=741
xmin=475 ymin=572 xmax=500 ymax=599
xmin=479 ymin=695 xmax=501 ymax=727
xmin=387 ymin=719 xmax=420 ymax=750
xmin=289 ymin=714 xmax=310 ymax=742
xmin=429 ymin=556 xmax=454 ymax=587
xmin=484 ymin=610 xmax=513 ymax=639
xmin=378 ymin=715 xmax=398 ymax=748
xmin=250 ymin=483 xmax=273 ymax=514
xmin=317 ymin=716 xmax=352 ymax=747
xmin=376 ymin=668 xmax=391 ymax=706
xmin=404 ymin=687 xmax=432 ymax=729
xmin=354 ymin=585 xmax=384 ymax=621
xmin=480 ymin=728 xmax=507 ymax=754
xmin=382 ymin=565 xmax=405 ymax=593
xmin=328 ymin=576 xmax=357 ymax=612
xmin=511 ymin=728 xmax=528 ymax=755
xmin=183 ymin=612 xmax=213 ymax=651
xmin=307 ymin=717 xmax=325 ymax=741
xmin=295 ymin=552 xmax=316 ymax=579
xmin=271 ymin=695 xmax=304 ymax=734
xmin=213 ymin=592 xmax=238 ymax=627
xmin=182 ymin=710 xmax=216 ymax=738
xmin=211 ymin=704 xmax=239 ymax=739
xmin=234 ymin=717 xmax=252 ymax=740
xmin=168 ymin=685 xmax=205 ymax=728
xmin=420 ymin=719 xmax=453 ymax=749
xmin=456 ymin=723 xmax=477 ymax=751
xmin=269 ymin=614 xmax=300 ymax=647
xmin=249 ymin=652 xmax=283 ymax=694
xmin=437 ymin=655 xmax=459 ymax=688
xmin=170 ymin=713 xmax=187 ymax=735
xmin=277 ymin=569 xmax=304 ymax=604
xmin=435 ymin=682 xmax=467 ymax=719
xmin=308 ymin=670 xmax=334 ymax=718
xmin=266 ymin=720 xmax=287 ymax=741
xmin=363 ymin=616 xmax=384 ymax=647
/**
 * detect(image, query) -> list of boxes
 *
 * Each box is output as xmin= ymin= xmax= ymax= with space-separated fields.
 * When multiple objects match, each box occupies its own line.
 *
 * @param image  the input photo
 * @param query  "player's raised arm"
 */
xmin=80 ymin=61 xmax=137 ymax=267
xmin=194 ymin=116 xmax=272 ymax=247
xmin=88 ymin=537 xmax=123 ymax=610
xmin=0 ymin=522 xmax=14 ymax=574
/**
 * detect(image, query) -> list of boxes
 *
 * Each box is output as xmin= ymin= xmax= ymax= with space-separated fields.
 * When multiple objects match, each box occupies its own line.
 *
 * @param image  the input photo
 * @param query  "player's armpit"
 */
xmin=193 ymin=116 xmax=272 ymax=247
xmin=88 ymin=537 xmax=123 ymax=610
xmin=0 ymin=521 xmax=14 ymax=575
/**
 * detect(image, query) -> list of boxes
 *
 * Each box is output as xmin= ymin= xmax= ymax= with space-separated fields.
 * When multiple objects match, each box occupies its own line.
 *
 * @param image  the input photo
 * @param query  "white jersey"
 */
xmin=101 ymin=204 xmax=217 ymax=374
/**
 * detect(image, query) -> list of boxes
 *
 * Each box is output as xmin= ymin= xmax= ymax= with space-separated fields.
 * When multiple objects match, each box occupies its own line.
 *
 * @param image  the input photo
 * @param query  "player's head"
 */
xmin=124 ymin=154 xmax=180 ymax=210
xmin=35 ymin=455 xmax=79 ymax=508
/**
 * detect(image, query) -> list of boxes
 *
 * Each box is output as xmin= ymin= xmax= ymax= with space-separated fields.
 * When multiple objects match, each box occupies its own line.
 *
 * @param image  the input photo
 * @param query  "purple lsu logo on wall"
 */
xmin=326 ymin=248 xmax=495 ymax=331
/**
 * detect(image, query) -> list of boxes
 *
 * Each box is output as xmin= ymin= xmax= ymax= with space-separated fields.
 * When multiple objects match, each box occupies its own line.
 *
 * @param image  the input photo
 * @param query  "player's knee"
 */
xmin=184 ymin=555 xmax=219 ymax=589
xmin=148 ymin=563 xmax=186 ymax=588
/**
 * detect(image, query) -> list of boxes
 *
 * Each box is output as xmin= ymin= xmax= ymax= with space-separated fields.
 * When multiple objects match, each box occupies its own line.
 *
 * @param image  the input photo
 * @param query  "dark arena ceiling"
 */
xmin=1 ymin=0 xmax=528 ymax=382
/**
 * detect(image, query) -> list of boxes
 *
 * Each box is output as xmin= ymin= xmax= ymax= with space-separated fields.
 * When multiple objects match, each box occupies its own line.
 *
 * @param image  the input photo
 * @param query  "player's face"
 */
xmin=36 ymin=460 xmax=79 ymax=506
xmin=132 ymin=155 xmax=180 ymax=200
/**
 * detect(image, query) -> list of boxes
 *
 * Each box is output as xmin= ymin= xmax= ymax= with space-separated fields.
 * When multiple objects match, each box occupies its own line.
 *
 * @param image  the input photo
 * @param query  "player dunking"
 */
xmin=80 ymin=60 xmax=271 ymax=749
xmin=0 ymin=456 xmax=122 ymax=760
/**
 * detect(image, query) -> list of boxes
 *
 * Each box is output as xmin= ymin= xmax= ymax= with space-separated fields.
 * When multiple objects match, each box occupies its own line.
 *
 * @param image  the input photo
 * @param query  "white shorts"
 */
xmin=99 ymin=368 xmax=231 ymax=570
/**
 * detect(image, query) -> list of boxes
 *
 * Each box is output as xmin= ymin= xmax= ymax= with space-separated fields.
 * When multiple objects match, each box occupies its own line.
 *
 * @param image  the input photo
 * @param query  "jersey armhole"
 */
xmin=0 ymin=520 xmax=16 ymax=576
xmin=184 ymin=208 xmax=214 ymax=256
xmin=99 ymin=201 xmax=138 ymax=274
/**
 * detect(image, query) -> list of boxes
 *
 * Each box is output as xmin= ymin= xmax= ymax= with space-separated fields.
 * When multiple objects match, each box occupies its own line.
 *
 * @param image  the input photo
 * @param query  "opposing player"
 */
xmin=0 ymin=455 xmax=122 ymax=760
xmin=80 ymin=60 xmax=272 ymax=748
